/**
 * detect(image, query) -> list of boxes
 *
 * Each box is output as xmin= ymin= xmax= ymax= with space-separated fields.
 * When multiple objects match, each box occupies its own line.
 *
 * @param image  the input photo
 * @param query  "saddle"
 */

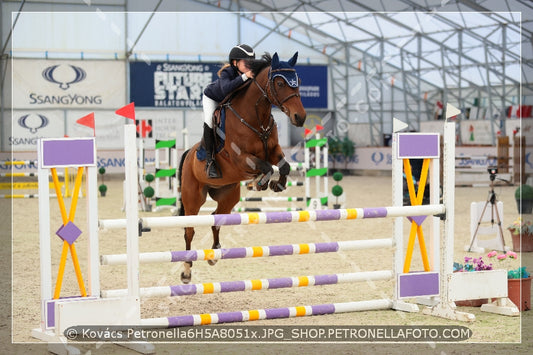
xmin=196 ymin=80 xmax=253 ymax=161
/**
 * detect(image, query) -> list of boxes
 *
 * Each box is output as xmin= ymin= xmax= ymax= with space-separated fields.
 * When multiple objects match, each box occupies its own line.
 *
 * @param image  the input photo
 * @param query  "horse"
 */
xmin=178 ymin=52 xmax=307 ymax=283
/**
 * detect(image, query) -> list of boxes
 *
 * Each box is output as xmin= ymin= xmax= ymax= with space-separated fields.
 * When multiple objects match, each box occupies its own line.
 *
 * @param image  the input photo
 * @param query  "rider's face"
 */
xmin=234 ymin=59 xmax=250 ymax=73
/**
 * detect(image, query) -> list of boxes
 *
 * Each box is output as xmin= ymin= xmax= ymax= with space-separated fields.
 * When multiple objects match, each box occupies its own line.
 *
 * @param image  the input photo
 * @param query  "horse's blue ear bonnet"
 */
xmin=270 ymin=52 xmax=299 ymax=88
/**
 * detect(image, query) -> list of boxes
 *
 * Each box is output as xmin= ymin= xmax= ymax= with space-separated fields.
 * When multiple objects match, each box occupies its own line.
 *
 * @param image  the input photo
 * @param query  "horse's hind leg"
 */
xmin=207 ymin=184 xmax=240 ymax=266
xmin=181 ymin=226 xmax=195 ymax=284
xmin=179 ymin=165 xmax=207 ymax=284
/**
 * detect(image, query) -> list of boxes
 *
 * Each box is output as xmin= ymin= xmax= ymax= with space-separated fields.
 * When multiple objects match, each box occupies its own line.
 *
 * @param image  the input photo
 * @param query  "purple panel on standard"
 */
xmin=266 ymin=211 xmax=293 ymax=224
xmin=170 ymin=284 xmax=197 ymax=296
xmin=268 ymin=244 xmax=294 ymax=256
xmin=315 ymin=209 xmax=341 ymax=221
xmin=313 ymin=274 xmax=338 ymax=286
xmin=171 ymin=250 xmax=198 ymax=262
xmin=265 ymin=307 xmax=291 ymax=319
xmin=219 ymin=281 xmax=246 ymax=293
xmin=399 ymin=272 xmax=439 ymax=298
xmin=56 ymin=221 xmax=82 ymax=245
xmin=168 ymin=315 xmax=195 ymax=327
xmin=41 ymin=138 xmax=96 ymax=168
xmin=407 ymin=215 xmax=427 ymax=226
xmin=217 ymin=311 xmax=244 ymax=323
xmin=314 ymin=242 xmax=339 ymax=253
xmin=47 ymin=300 xmax=55 ymax=328
xmin=214 ymin=214 xmax=242 ymax=226
xmin=311 ymin=303 xmax=336 ymax=315
xmin=398 ymin=134 xmax=439 ymax=159
xmin=363 ymin=207 xmax=387 ymax=218
xmin=221 ymin=247 xmax=247 ymax=259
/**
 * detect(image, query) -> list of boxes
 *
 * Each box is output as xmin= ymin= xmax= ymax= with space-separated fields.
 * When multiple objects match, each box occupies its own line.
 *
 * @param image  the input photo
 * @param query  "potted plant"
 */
xmin=327 ymin=136 xmax=342 ymax=171
xmin=340 ymin=136 xmax=355 ymax=172
xmin=331 ymin=172 xmax=343 ymax=209
xmin=142 ymin=173 xmax=155 ymax=212
xmin=507 ymin=266 xmax=531 ymax=311
xmin=508 ymin=216 xmax=533 ymax=252
xmin=98 ymin=167 xmax=107 ymax=197
xmin=453 ymin=255 xmax=494 ymax=306
xmin=515 ymin=184 xmax=533 ymax=214
xmin=98 ymin=184 xmax=107 ymax=197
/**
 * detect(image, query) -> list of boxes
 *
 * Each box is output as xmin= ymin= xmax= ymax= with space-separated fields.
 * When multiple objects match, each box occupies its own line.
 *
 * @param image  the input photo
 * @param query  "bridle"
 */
xmin=224 ymin=65 xmax=300 ymax=161
xmin=266 ymin=67 xmax=301 ymax=116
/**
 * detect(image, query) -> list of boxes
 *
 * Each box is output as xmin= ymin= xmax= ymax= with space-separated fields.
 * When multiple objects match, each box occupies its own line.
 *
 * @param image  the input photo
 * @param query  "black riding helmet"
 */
xmin=229 ymin=44 xmax=255 ymax=63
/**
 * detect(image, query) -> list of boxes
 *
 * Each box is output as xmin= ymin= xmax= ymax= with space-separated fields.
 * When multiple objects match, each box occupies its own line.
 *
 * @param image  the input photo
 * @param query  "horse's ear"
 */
xmin=288 ymin=52 xmax=298 ymax=67
xmin=272 ymin=52 xmax=280 ymax=68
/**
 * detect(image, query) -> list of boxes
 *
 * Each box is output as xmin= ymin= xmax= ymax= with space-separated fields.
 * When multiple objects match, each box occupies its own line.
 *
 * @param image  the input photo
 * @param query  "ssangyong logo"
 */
xmin=30 ymin=64 xmax=102 ymax=105
xmin=42 ymin=64 xmax=86 ymax=90
xmin=18 ymin=114 xmax=49 ymax=133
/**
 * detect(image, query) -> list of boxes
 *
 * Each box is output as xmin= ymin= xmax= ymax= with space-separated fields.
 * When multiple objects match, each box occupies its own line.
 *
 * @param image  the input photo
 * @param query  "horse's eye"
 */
xmin=277 ymin=81 xmax=284 ymax=87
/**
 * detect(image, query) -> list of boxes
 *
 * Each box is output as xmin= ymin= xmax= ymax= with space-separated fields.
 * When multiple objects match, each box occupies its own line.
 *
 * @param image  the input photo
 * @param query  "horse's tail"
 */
xmin=177 ymin=148 xmax=190 ymax=217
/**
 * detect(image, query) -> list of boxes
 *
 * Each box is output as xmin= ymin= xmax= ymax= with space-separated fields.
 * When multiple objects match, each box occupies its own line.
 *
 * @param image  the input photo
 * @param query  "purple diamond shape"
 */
xmin=56 ymin=221 xmax=82 ymax=245
xmin=407 ymin=215 xmax=427 ymax=226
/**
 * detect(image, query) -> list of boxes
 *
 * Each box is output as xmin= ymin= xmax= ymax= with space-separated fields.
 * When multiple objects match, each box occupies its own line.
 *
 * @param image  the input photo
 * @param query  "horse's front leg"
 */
xmin=240 ymin=153 xmax=274 ymax=191
xmin=269 ymin=146 xmax=289 ymax=192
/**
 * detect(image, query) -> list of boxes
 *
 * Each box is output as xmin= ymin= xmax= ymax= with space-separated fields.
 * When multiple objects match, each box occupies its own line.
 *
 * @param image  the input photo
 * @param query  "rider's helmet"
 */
xmin=229 ymin=44 xmax=255 ymax=63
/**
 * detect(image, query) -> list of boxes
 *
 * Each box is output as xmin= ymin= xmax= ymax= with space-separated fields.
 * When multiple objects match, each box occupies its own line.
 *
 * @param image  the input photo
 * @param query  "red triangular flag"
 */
xmin=76 ymin=112 xmax=95 ymax=136
xmin=115 ymin=102 xmax=135 ymax=121
xmin=315 ymin=124 xmax=324 ymax=131
xmin=304 ymin=128 xmax=312 ymax=136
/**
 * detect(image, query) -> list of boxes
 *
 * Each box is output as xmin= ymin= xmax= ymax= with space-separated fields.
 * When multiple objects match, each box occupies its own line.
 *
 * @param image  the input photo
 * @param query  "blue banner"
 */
xmin=295 ymin=65 xmax=328 ymax=109
xmin=130 ymin=61 xmax=328 ymax=109
xmin=130 ymin=61 xmax=219 ymax=108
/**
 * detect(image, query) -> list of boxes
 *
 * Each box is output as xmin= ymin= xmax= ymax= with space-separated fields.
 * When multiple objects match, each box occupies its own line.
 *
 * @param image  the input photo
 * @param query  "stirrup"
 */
xmin=206 ymin=159 xmax=222 ymax=179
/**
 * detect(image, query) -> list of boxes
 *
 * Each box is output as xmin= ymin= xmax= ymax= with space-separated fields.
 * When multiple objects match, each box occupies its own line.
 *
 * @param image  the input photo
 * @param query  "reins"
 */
xmin=223 ymin=65 xmax=299 ymax=162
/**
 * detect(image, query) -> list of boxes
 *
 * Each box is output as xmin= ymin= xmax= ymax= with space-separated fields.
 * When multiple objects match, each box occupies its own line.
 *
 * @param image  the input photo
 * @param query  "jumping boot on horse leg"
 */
xmin=203 ymin=123 xmax=222 ymax=179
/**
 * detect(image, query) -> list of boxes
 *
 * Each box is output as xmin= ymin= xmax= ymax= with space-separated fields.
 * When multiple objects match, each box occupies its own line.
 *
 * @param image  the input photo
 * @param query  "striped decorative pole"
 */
xmin=101 ymin=271 xmax=393 ymax=298
xmin=99 ymin=204 xmax=445 ymax=230
xmin=100 ymin=238 xmax=393 ymax=265
xmin=305 ymin=135 xmax=328 ymax=208
xmin=154 ymin=139 xmax=177 ymax=207
xmin=141 ymin=299 xmax=393 ymax=328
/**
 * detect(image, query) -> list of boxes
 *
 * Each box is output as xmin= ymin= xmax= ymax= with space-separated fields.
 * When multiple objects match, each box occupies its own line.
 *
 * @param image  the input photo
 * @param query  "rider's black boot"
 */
xmin=203 ymin=123 xmax=222 ymax=179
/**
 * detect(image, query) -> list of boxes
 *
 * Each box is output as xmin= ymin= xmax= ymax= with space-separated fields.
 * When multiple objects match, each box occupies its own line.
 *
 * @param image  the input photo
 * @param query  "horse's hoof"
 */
xmin=181 ymin=272 xmax=192 ymax=284
xmin=269 ymin=181 xmax=286 ymax=192
xmin=207 ymin=259 xmax=218 ymax=266
xmin=256 ymin=183 xmax=269 ymax=191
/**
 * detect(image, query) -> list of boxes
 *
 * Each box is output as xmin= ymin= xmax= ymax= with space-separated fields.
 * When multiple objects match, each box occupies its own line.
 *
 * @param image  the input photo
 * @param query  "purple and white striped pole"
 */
xmin=140 ymin=299 xmax=393 ymax=328
xmin=101 ymin=270 xmax=393 ymax=298
xmin=99 ymin=204 xmax=444 ymax=229
xmin=100 ymin=238 xmax=393 ymax=266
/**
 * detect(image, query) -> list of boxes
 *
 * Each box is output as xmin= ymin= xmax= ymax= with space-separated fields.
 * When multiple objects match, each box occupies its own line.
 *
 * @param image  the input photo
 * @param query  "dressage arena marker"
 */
xmin=32 ymin=122 xmax=519 ymax=353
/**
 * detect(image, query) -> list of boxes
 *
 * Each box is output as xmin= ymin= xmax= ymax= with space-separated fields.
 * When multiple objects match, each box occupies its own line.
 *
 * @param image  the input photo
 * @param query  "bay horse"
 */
xmin=178 ymin=52 xmax=306 ymax=283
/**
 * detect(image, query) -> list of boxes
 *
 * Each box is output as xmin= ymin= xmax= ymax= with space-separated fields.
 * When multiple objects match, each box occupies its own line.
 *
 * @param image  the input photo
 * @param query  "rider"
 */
xmin=202 ymin=44 xmax=256 ymax=178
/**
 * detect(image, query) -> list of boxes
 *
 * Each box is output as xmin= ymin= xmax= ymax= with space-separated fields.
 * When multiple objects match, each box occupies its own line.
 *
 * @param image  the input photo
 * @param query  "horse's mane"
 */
xmin=248 ymin=52 xmax=272 ymax=76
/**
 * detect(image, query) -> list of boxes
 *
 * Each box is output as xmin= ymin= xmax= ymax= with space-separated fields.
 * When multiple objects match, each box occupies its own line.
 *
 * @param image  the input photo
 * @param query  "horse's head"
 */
xmin=268 ymin=52 xmax=307 ymax=127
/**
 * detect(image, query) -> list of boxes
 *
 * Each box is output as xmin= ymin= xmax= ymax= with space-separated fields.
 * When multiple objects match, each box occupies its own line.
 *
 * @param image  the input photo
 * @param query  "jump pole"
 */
xmin=101 ymin=239 xmax=395 ymax=266
xmin=102 ymin=270 xmax=394 ymax=298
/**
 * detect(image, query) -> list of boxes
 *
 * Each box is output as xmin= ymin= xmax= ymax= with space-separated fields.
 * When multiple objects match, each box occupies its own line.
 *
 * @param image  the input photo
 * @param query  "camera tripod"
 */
xmin=467 ymin=172 xmax=506 ymax=252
